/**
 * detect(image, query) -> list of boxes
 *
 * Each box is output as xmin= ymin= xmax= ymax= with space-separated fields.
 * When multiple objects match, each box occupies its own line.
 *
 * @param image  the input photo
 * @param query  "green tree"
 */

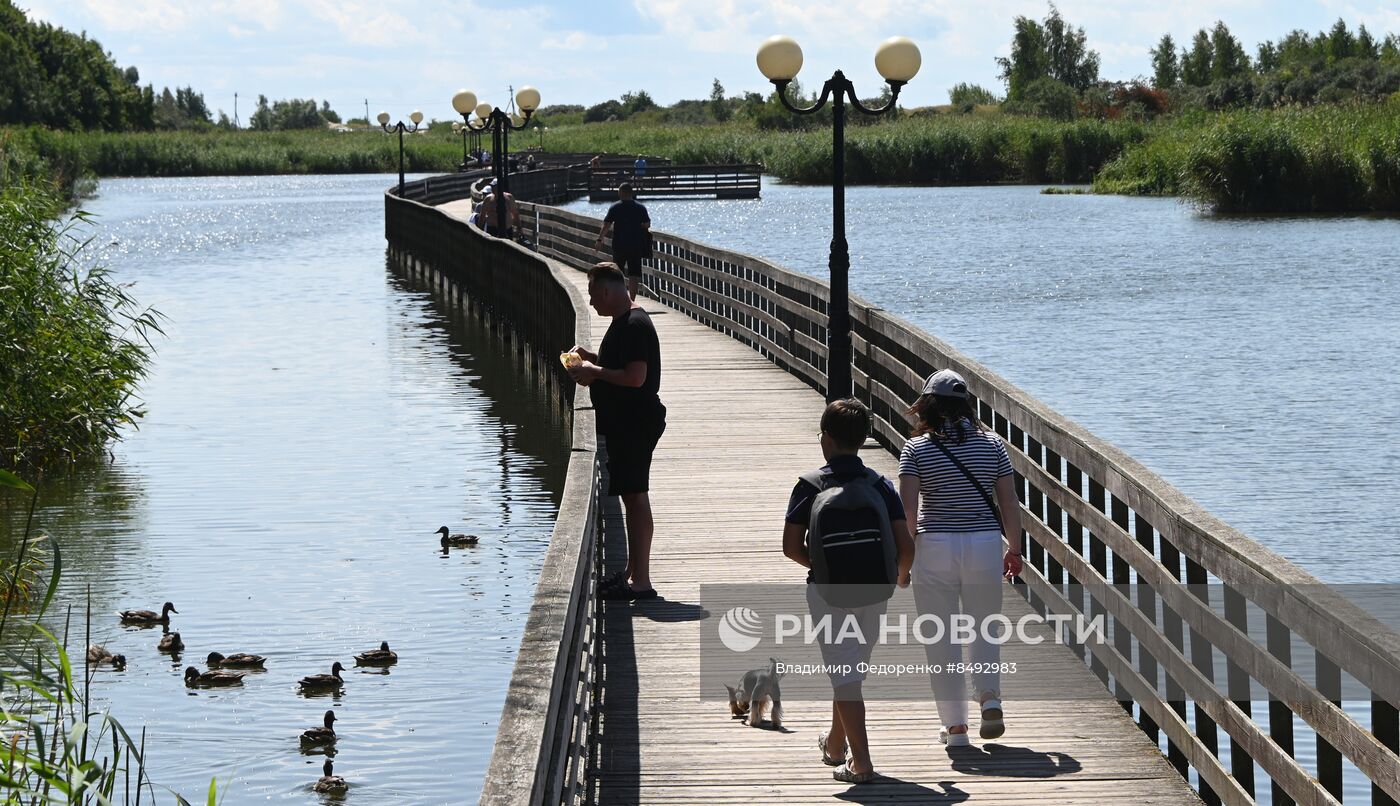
xmin=320 ymin=99 xmax=341 ymax=123
xmin=1356 ymin=25 xmax=1378 ymax=60
xmin=1150 ymin=33 xmax=1179 ymax=87
xmin=1324 ymin=18 xmax=1354 ymax=64
xmin=996 ymin=4 xmax=1098 ymax=100
xmin=709 ymin=78 xmax=731 ymax=122
xmin=995 ymin=15 xmax=1049 ymax=100
xmin=1042 ymin=3 xmax=1099 ymax=91
xmin=1210 ymin=21 xmax=1250 ymax=80
xmin=1181 ymin=30 xmax=1213 ymax=86
xmin=948 ymin=82 xmax=999 ymax=106
xmin=620 ymin=89 xmax=656 ymax=116
xmin=1017 ymin=76 xmax=1077 ymax=119
xmin=249 ymin=94 xmax=273 ymax=130
xmin=269 ymin=98 xmax=324 ymax=129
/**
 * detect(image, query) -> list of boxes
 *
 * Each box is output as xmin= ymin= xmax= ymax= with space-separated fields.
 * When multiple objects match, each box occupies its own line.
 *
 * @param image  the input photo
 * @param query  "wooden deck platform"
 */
xmin=440 ymin=199 xmax=1199 ymax=804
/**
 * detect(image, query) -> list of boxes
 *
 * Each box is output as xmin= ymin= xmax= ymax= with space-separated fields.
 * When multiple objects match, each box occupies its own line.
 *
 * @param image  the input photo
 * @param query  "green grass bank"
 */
xmin=6 ymin=102 xmax=1399 ymax=212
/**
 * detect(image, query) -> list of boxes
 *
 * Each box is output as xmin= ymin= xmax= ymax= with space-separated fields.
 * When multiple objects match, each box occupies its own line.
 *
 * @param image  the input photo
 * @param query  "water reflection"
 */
xmin=0 ymin=175 xmax=570 ymax=803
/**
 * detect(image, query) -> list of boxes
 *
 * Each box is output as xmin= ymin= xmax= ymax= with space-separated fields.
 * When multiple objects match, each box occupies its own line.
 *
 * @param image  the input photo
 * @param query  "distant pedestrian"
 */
xmin=633 ymin=156 xmax=647 ymax=177
xmin=594 ymin=182 xmax=651 ymax=300
xmin=898 ymin=368 xmax=1023 ymax=748
xmin=567 ymin=263 xmax=666 ymax=600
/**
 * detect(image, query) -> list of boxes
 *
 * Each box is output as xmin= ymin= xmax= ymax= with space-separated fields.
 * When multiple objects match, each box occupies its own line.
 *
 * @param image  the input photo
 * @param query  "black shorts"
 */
xmin=613 ymin=252 xmax=645 ymax=278
xmin=604 ymin=417 xmax=666 ymax=496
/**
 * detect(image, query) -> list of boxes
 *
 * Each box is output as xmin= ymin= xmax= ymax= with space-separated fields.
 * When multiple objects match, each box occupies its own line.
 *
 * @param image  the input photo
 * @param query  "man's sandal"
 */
xmin=817 ymin=731 xmax=845 ymax=766
xmin=939 ymin=727 xmax=971 ymax=747
xmin=599 ymin=570 xmax=628 ymax=590
xmin=832 ymin=764 xmax=877 ymax=784
xmin=980 ymin=698 xmax=1005 ymax=740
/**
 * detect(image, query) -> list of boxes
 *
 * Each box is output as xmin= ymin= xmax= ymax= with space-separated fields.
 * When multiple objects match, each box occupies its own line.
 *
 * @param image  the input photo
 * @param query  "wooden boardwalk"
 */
xmin=440 ymin=200 xmax=1199 ymax=804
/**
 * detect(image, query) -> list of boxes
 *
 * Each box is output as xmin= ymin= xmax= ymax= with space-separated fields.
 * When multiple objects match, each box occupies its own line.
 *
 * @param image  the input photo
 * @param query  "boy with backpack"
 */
xmin=783 ymin=398 xmax=912 ymax=784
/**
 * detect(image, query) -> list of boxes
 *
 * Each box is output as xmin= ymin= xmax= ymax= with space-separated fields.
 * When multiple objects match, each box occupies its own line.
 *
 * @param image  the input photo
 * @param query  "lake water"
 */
xmin=565 ymin=182 xmax=1400 ymax=584
xmin=1 ymin=175 xmax=569 ymax=803
xmin=5 ymin=174 xmax=1396 ymax=803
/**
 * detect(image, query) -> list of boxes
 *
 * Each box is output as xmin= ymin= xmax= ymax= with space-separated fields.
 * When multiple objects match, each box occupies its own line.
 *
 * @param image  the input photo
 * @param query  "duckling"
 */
xmin=158 ymin=632 xmax=184 ymax=653
xmin=207 ymin=651 xmax=266 ymax=668
xmin=300 ymin=710 xmax=337 ymax=747
xmin=437 ymin=526 xmax=479 ymax=547
xmin=353 ymin=641 xmax=398 ymax=665
xmin=183 ymin=665 xmax=243 ymax=687
xmin=313 ymin=759 xmax=347 ymax=794
xmin=119 ymin=601 xmax=177 ymax=625
xmin=86 ymin=644 xmax=127 ymax=669
xmin=298 ymin=662 xmax=345 ymax=691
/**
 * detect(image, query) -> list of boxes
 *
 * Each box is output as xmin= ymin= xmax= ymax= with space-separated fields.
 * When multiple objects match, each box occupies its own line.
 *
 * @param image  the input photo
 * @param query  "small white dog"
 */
xmin=725 ymin=658 xmax=783 ymax=729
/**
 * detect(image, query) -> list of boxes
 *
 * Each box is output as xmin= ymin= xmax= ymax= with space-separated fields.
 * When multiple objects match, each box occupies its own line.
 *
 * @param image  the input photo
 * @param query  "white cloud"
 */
xmin=81 ymin=0 xmax=193 ymax=32
xmin=541 ymin=31 xmax=607 ymax=51
xmin=302 ymin=0 xmax=423 ymax=47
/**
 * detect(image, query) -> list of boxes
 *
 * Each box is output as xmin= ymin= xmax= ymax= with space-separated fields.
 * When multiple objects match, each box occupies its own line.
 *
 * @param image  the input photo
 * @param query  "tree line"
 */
xmin=0 ymin=0 xmax=343 ymax=132
xmin=978 ymin=4 xmax=1400 ymax=120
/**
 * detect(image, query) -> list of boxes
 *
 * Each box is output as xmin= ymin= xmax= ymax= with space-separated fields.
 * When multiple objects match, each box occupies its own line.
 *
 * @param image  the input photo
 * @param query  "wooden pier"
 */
xmin=384 ymin=169 xmax=1400 ymax=806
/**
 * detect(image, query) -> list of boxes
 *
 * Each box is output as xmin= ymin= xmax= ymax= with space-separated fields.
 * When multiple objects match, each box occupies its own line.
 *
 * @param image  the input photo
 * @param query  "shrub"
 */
xmin=1 ymin=183 xmax=162 ymax=470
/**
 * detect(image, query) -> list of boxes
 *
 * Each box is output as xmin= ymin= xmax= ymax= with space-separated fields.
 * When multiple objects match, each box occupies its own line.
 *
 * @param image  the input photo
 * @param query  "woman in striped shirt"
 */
xmin=898 ymin=369 xmax=1023 ymax=747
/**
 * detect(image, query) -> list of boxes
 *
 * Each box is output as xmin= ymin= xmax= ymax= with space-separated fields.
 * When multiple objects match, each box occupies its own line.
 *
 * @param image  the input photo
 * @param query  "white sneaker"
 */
xmin=939 ymin=728 xmax=971 ymax=747
xmin=980 ymin=698 xmax=1005 ymax=740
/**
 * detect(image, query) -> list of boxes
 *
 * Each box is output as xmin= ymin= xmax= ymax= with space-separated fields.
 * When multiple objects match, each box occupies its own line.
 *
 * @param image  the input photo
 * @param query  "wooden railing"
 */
xmin=384 ymin=179 xmax=604 ymax=806
xmin=587 ymin=163 xmax=762 ymax=200
xmin=524 ymin=200 xmax=1400 ymax=806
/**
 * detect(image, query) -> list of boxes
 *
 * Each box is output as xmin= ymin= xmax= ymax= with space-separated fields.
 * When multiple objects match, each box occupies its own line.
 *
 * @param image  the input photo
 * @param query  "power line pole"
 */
xmin=233 ymin=92 xmax=240 ymax=128
xmin=364 ymin=99 xmax=369 ymax=126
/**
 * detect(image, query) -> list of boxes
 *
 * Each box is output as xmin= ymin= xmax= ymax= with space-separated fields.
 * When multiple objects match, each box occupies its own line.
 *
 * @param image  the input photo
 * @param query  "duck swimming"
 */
xmin=313 ymin=759 xmax=347 ymax=794
xmin=119 ymin=601 xmax=177 ymax=625
xmin=300 ymin=710 xmax=337 ymax=747
xmin=437 ymin=526 xmax=479 ymax=546
xmin=298 ymin=662 xmax=345 ymax=691
xmin=207 ymin=651 xmax=266 ymax=668
xmin=86 ymin=645 xmax=126 ymax=669
xmin=158 ymin=632 xmax=184 ymax=653
xmin=354 ymin=641 xmax=398 ymax=665
xmin=183 ymin=665 xmax=243 ymax=687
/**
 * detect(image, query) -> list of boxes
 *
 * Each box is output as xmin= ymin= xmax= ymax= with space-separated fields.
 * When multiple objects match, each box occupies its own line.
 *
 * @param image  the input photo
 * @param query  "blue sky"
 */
xmin=22 ymin=1 xmax=1400 ymax=123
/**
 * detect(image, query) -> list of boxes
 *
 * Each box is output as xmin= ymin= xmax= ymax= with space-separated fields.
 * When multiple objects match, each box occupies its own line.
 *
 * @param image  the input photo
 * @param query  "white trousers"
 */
xmin=911 ymin=529 xmax=1005 ymax=728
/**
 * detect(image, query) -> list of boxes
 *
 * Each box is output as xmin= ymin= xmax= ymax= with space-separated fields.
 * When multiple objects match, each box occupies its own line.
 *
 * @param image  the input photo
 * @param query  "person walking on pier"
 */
xmin=898 ymin=369 xmax=1023 ymax=747
xmin=594 ymin=182 xmax=651 ymax=300
xmin=567 ymin=262 xmax=666 ymax=600
xmin=784 ymin=398 xmax=912 ymax=783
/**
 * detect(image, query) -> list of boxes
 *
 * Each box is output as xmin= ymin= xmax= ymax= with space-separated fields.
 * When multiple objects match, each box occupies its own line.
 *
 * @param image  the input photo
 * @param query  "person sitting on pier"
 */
xmin=566 ymin=262 xmax=666 ymax=601
xmin=784 ymin=398 xmax=912 ymax=784
xmin=477 ymin=180 xmax=519 ymax=240
xmin=594 ymin=183 xmax=651 ymax=300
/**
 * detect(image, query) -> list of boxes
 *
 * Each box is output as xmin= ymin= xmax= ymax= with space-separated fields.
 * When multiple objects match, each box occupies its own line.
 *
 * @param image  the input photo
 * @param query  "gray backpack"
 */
xmin=800 ymin=467 xmax=899 ymax=608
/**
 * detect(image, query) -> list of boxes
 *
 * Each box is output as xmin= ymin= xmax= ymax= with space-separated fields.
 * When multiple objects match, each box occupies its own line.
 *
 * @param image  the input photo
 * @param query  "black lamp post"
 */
xmin=757 ymin=36 xmax=920 ymax=402
xmin=376 ymin=109 xmax=423 ymax=197
xmin=453 ymin=122 xmax=470 ymax=171
xmin=452 ymin=86 xmax=542 ymax=238
xmin=536 ymin=125 xmax=548 ymax=150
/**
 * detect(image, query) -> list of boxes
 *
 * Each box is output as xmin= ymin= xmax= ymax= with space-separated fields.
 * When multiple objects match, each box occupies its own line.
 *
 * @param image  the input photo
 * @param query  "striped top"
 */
xmin=898 ymin=420 xmax=1013 ymax=534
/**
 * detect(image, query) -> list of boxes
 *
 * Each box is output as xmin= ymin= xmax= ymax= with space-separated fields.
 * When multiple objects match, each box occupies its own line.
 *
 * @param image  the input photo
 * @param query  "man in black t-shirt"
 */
xmin=594 ymin=182 xmax=651 ymax=300
xmin=567 ymin=263 xmax=666 ymax=600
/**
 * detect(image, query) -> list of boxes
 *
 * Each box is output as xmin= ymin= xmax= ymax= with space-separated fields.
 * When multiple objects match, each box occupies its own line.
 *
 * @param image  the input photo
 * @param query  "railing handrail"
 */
xmin=382 ymin=186 xmax=602 ymax=806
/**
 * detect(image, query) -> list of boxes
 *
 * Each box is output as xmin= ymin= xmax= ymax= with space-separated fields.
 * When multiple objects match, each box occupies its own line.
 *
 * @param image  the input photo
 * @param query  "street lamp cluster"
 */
xmin=449 ymin=86 xmax=540 ymax=240
xmin=756 ymin=35 xmax=921 ymax=402
xmin=377 ymin=109 xmax=423 ymax=197
xmin=379 ymin=37 xmax=915 ymax=397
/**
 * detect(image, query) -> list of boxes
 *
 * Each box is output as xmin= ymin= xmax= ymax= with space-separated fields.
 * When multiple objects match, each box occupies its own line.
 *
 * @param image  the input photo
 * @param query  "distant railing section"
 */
xmin=384 ymin=184 xmax=602 ymax=806
xmin=587 ymin=163 xmax=762 ymax=201
xmin=523 ymin=201 xmax=1400 ymax=806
